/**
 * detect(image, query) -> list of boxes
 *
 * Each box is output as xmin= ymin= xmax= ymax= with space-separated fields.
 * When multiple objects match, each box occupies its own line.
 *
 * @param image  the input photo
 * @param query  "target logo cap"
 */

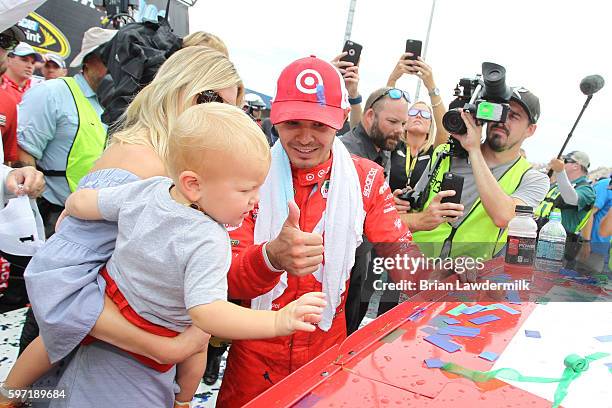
xmin=270 ymin=55 xmax=350 ymax=130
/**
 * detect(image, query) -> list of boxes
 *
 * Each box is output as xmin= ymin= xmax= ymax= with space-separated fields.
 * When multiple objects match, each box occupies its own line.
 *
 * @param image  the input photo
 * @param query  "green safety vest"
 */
xmin=534 ymin=181 xmax=593 ymax=234
xmin=40 ymin=77 xmax=107 ymax=192
xmin=63 ymin=77 xmax=107 ymax=191
xmin=412 ymin=144 xmax=532 ymax=260
xmin=534 ymin=185 xmax=559 ymax=220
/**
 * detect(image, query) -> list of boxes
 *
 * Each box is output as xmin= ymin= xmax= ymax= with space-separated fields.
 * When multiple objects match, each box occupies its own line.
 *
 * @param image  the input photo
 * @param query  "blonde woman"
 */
xmin=182 ymin=31 xmax=229 ymax=57
xmin=386 ymin=53 xmax=448 ymax=192
xmin=2 ymin=46 xmax=243 ymax=408
xmin=377 ymin=57 xmax=450 ymax=316
xmin=389 ymin=100 xmax=447 ymax=191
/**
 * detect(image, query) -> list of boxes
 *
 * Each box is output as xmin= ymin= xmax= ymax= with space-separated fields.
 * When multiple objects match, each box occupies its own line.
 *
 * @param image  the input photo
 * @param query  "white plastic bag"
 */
xmin=0 ymin=195 xmax=45 ymax=256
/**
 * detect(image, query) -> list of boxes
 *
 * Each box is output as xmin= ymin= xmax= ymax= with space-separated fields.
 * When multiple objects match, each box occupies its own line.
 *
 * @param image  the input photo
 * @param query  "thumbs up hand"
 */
xmin=284 ymin=200 xmax=302 ymax=230
xmin=265 ymin=201 xmax=324 ymax=277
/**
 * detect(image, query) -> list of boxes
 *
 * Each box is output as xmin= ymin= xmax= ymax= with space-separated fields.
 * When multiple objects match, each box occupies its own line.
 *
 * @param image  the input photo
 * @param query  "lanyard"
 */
xmin=405 ymin=149 xmax=418 ymax=185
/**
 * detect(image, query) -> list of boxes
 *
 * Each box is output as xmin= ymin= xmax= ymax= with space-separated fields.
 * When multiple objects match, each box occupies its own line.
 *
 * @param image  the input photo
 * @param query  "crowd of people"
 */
xmin=0 ymin=10 xmax=610 ymax=408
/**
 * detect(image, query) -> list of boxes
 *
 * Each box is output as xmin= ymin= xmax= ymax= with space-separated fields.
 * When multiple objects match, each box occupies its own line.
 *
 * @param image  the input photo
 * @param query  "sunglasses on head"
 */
xmin=369 ymin=88 xmax=411 ymax=109
xmin=196 ymin=90 xmax=225 ymax=105
xmin=408 ymin=108 xmax=432 ymax=119
xmin=0 ymin=34 xmax=19 ymax=52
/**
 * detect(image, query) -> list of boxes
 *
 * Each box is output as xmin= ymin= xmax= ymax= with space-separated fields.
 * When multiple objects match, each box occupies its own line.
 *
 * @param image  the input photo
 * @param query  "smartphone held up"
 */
xmin=405 ymin=39 xmax=422 ymax=61
xmin=340 ymin=40 xmax=363 ymax=66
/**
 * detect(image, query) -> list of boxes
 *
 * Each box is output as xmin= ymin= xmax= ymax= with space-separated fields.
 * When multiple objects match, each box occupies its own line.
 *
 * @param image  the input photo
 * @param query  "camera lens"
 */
xmin=487 ymin=69 xmax=502 ymax=81
xmin=442 ymin=109 xmax=467 ymax=134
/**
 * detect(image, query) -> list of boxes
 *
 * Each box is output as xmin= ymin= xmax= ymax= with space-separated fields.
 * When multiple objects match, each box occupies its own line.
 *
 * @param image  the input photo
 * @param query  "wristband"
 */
xmin=174 ymin=400 xmax=191 ymax=408
xmin=0 ymin=383 xmax=26 ymax=403
xmin=348 ymin=95 xmax=362 ymax=105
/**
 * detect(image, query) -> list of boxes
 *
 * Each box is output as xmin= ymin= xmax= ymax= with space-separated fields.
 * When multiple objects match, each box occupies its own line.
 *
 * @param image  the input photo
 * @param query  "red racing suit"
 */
xmin=217 ymin=155 xmax=416 ymax=407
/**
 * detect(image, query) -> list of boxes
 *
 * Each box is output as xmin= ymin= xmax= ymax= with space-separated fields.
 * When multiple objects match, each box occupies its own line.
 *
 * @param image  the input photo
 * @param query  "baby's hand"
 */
xmin=275 ymin=292 xmax=326 ymax=335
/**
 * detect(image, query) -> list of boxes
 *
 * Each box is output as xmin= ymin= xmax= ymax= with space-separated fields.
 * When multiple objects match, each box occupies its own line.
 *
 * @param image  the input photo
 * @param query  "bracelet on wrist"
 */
xmin=0 ymin=383 xmax=26 ymax=403
xmin=348 ymin=95 xmax=362 ymax=105
xmin=431 ymin=99 xmax=443 ymax=108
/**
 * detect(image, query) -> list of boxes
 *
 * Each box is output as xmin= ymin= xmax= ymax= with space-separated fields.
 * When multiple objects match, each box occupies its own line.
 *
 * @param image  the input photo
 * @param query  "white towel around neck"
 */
xmin=251 ymin=138 xmax=365 ymax=331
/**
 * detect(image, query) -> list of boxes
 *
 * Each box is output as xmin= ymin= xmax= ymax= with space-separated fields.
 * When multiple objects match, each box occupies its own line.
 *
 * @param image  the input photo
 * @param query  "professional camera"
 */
xmin=398 ymin=145 xmax=452 ymax=210
xmin=399 ymin=62 xmax=512 ymax=211
xmin=442 ymin=62 xmax=513 ymax=136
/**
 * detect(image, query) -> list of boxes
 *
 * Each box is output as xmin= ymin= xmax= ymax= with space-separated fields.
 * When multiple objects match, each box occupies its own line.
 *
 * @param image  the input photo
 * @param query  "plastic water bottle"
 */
xmin=505 ymin=205 xmax=538 ymax=266
xmin=535 ymin=211 xmax=567 ymax=272
xmin=505 ymin=205 xmax=538 ymax=281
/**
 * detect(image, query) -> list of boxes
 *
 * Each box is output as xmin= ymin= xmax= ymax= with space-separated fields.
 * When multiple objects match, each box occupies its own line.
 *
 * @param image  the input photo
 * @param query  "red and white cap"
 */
xmin=270 ymin=55 xmax=350 ymax=130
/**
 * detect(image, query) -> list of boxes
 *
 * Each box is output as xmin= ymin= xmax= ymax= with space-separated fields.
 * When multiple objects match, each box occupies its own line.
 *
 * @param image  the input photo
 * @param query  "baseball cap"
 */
xmin=44 ymin=53 xmax=66 ymax=69
xmin=270 ymin=55 xmax=350 ymax=130
xmin=1 ymin=25 xmax=26 ymax=43
xmin=70 ymin=27 xmax=117 ymax=68
xmin=563 ymin=151 xmax=590 ymax=170
xmin=510 ymin=86 xmax=540 ymax=124
xmin=9 ymin=42 xmax=43 ymax=62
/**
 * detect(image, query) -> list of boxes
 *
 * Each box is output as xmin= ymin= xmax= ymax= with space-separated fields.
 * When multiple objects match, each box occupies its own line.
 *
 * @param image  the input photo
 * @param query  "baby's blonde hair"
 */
xmin=167 ymin=103 xmax=271 ymax=180
xmin=182 ymin=31 xmax=229 ymax=57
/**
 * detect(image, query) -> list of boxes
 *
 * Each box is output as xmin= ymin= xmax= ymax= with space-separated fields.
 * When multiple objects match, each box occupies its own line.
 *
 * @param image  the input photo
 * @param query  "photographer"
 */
xmin=404 ymin=87 xmax=549 ymax=264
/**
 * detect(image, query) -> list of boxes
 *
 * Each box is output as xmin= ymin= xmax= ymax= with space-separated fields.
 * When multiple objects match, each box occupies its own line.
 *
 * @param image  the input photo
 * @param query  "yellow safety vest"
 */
xmin=62 ymin=77 xmax=107 ymax=192
xmin=534 ymin=182 xmax=593 ymax=234
xmin=412 ymin=144 xmax=532 ymax=260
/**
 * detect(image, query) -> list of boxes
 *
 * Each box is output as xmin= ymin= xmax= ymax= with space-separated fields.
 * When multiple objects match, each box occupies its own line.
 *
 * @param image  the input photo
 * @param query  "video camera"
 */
xmin=399 ymin=62 xmax=512 ymax=211
xmin=442 ymin=62 xmax=513 ymax=157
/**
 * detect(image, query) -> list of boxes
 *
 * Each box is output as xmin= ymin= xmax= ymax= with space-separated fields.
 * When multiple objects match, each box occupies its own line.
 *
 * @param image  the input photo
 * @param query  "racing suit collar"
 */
xmin=292 ymin=154 xmax=333 ymax=187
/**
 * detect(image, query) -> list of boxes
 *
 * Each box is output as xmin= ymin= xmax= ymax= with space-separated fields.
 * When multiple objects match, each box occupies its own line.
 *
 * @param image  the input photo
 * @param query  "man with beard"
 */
xmin=339 ymin=87 xmax=409 ymax=333
xmin=340 ymin=87 xmax=409 ymax=174
xmin=409 ymin=87 xmax=549 ymax=262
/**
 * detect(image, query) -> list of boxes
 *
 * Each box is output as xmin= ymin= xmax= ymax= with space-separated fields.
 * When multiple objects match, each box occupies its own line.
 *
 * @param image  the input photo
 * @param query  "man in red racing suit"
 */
xmin=217 ymin=56 xmax=420 ymax=407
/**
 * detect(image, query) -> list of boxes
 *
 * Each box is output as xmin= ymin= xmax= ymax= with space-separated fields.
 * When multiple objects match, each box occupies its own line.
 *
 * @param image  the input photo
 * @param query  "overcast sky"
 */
xmin=190 ymin=0 xmax=612 ymax=169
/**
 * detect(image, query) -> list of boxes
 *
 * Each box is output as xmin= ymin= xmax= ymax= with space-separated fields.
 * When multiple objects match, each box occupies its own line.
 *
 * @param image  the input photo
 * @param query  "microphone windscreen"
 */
xmin=580 ymin=75 xmax=605 ymax=95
